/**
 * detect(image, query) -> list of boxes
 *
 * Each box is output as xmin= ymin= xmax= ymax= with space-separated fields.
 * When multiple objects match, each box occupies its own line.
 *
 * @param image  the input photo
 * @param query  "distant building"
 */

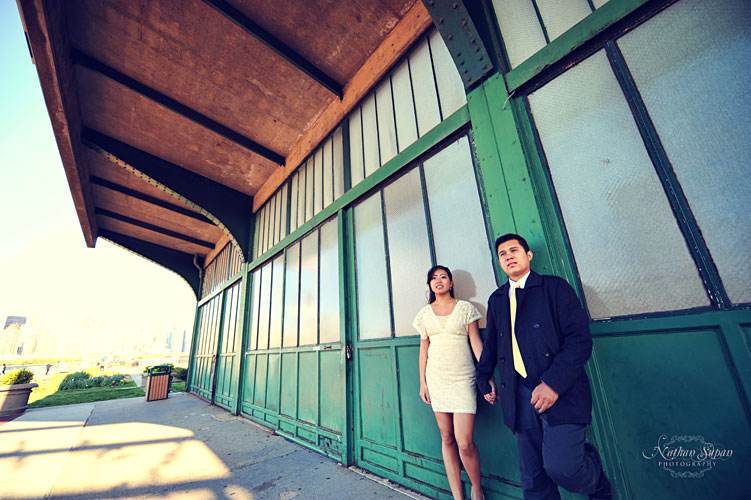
xmin=4 ymin=316 xmax=26 ymax=330
xmin=1 ymin=316 xmax=27 ymax=356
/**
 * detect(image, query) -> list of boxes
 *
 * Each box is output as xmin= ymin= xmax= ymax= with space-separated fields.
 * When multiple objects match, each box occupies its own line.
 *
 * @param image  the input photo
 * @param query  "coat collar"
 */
xmin=496 ymin=270 xmax=541 ymax=295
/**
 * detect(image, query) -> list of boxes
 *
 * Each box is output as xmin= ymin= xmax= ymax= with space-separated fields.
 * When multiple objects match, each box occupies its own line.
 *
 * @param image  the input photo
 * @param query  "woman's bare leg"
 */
xmin=435 ymin=412 xmax=464 ymax=500
xmin=454 ymin=413 xmax=483 ymax=499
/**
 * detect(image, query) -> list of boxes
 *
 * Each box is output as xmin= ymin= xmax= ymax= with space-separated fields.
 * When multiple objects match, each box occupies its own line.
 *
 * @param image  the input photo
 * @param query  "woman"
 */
xmin=413 ymin=265 xmax=492 ymax=500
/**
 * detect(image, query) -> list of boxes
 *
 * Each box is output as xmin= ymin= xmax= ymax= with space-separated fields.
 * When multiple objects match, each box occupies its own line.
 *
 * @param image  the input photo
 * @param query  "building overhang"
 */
xmin=17 ymin=0 xmax=433 ymax=294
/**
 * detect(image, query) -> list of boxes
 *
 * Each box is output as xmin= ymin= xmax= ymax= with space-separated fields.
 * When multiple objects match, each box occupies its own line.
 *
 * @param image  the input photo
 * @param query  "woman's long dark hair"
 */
xmin=426 ymin=265 xmax=454 ymax=304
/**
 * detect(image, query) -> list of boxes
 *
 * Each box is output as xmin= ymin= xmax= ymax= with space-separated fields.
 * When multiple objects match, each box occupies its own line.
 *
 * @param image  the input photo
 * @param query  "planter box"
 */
xmin=0 ymin=383 xmax=39 ymax=417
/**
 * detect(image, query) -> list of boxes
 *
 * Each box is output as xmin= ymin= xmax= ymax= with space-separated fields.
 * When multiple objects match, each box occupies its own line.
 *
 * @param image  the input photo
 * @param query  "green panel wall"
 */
xmin=187 ymin=4 xmax=751 ymax=500
xmin=319 ymin=350 xmax=344 ymax=432
xmin=280 ymin=352 xmax=297 ymax=418
xmin=298 ymin=351 xmax=318 ymax=425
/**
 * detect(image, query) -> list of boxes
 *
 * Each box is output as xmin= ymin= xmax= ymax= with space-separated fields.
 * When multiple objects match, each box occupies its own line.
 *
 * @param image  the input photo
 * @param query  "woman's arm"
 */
xmin=419 ymin=336 xmax=431 ymax=404
xmin=468 ymin=319 xmax=483 ymax=361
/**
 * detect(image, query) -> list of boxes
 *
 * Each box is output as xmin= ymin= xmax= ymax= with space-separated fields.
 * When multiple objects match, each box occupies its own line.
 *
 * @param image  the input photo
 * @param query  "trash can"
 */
xmin=145 ymin=365 xmax=172 ymax=401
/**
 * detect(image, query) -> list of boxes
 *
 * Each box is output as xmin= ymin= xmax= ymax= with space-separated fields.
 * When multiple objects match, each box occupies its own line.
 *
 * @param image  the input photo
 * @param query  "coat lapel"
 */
xmin=515 ymin=271 xmax=541 ymax=312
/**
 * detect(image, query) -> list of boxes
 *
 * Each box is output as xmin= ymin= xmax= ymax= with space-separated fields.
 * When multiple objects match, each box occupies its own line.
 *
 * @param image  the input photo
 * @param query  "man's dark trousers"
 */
xmin=515 ymin=379 xmax=604 ymax=499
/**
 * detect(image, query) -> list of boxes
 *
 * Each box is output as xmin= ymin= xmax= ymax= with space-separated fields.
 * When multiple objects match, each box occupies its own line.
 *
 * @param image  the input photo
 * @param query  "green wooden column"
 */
xmin=467 ymin=72 xmax=553 ymax=275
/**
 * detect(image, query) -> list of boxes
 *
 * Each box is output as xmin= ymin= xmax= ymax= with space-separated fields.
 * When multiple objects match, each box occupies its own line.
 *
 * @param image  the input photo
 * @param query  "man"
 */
xmin=476 ymin=233 xmax=612 ymax=500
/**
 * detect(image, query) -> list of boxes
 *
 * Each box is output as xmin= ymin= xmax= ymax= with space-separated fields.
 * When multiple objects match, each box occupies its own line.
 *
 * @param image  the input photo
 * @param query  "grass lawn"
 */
xmin=170 ymin=381 xmax=185 ymax=392
xmin=28 ymin=374 xmax=145 ymax=409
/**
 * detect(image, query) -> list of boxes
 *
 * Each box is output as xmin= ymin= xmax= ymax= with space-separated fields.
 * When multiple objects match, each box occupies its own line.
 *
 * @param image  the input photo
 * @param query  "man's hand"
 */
xmin=419 ymin=384 xmax=431 ymax=404
xmin=483 ymin=378 xmax=498 ymax=405
xmin=530 ymin=381 xmax=558 ymax=413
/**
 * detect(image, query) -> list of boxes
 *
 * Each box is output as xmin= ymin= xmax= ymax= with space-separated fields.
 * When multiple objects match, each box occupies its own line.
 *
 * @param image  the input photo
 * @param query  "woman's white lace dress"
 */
xmin=413 ymin=300 xmax=482 ymax=413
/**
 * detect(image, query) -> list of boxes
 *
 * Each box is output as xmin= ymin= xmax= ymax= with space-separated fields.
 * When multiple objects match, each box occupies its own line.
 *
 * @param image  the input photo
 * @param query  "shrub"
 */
xmin=142 ymin=363 xmax=174 ymax=374
xmin=58 ymin=373 xmax=128 ymax=390
xmin=0 ymin=368 xmax=34 ymax=385
xmin=173 ymin=367 xmax=188 ymax=381
xmin=64 ymin=371 xmax=91 ymax=382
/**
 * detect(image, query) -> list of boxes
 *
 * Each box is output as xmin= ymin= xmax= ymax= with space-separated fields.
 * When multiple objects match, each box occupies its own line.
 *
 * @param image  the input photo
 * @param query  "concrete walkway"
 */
xmin=0 ymin=393 xmax=429 ymax=500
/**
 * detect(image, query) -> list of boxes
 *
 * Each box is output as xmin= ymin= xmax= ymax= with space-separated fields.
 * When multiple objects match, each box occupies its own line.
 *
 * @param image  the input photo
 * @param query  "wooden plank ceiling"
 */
xmin=18 ymin=0 xmax=427 ymax=268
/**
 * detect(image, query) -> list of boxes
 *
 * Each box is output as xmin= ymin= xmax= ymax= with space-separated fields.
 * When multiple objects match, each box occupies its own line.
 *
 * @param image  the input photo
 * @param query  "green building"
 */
xmin=20 ymin=0 xmax=749 ymax=498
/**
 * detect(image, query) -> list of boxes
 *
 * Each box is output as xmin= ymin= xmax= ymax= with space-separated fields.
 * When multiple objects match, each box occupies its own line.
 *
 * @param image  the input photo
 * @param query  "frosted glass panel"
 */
xmin=528 ymin=50 xmax=709 ymax=318
xmin=536 ymin=0 xmax=591 ymax=41
xmin=391 ymin=60 xmax=418 ymax=152
xmin=376 ymin=79 xmax=398 ymax=165
xmin=274 ymin=191 xmax=282 ymax=245
xmin=299 ymin=231 xmax=319 ymax=345
xmin=383 ymin=169 xmax=432 ymax=337
xmin=409 ymin=41 xmax=441 ymax=137
xmin=492 ymin=0 xmax=547 ymax=68
xmin=248 ymin=269 xmax=261 ymax=350
xmin=349 ymin=108 xmax=365 ymax=187
xmin=269 ymin=255 xmax=284 ymax=348
xmin=289 ymin=174 xmax=298 ymax=231
xmin=262 ymin=205 xmax=270 ymax=254
xmin=305 ymin=160 xmax=314 ymax=222
xmin=429 ymin=30 xmax=466 ymax=119
xmin=354 ymin=193 xmax=392 ymax=339
xmin=253 ymin=210 xmax=261 ymax=259
xmin=257 ymin=262 xmax=272 ymax=350
xmin=297 ymin=170 xmax=306 ymax=229
xmin=362 ymin=93 xmax=380 ymax=177
xmin=283 ymin=243 xmax=300 ymax=347
xmin=314 ymin=147 xmax=323 ymax=215
xmin=323 ymin=138 xmax=333 ymax=208
xmin=424 ymin=136 xmax=496 ymax=326
xmin=618 ymin=0 xmax=751 ymax=304
xmin=280 ymin=184 xmax=288 ymax=241
xmin=319 ymin=218 xmax=340 ymax=343
xmin=333 ymin=127 xmax=345 ymax=198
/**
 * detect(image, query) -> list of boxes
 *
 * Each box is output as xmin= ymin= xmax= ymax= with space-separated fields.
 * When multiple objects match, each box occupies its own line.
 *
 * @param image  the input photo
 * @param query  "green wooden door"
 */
xmin=190 ymin=293 xmax=222 ymax=401
xmin=239 ymin=216 xmax=349 ymax=460
xmin=213 ymin=279 xmax=243 ymax=410
xmin=347 ymin=135 xmax=514 ymax=499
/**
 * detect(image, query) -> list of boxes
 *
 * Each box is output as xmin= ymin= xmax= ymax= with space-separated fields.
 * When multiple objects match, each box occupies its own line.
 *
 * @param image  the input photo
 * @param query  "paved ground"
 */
xmin=0 ymin=393 xmax=429 ymax=500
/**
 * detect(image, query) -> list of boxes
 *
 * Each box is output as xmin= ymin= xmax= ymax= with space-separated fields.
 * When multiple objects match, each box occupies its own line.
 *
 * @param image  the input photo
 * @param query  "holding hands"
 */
xmin=483 ymin=378 xmax=498 ymax=405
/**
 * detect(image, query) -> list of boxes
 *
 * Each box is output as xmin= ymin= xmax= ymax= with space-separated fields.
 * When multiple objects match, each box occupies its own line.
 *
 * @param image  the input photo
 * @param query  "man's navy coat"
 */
xmin=476 ymin=271 xmax=593 ymax=432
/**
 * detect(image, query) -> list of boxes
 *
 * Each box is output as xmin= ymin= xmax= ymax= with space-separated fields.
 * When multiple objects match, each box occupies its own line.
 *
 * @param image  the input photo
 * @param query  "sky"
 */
xmin=0 ymin=2 xmax=196 ymax=344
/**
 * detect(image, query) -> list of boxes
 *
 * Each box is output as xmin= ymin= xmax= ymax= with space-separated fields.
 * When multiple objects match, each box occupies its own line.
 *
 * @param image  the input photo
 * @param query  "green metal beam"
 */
xmin=421 ymin=0 xmax=495 ymax=88
xmin=505 ymin=0 xmax=653 ymax=92
xmin=99 ymin=229 xmax=202 ymax=298
xmin=83 ymin=128 xmax=254 ymax=261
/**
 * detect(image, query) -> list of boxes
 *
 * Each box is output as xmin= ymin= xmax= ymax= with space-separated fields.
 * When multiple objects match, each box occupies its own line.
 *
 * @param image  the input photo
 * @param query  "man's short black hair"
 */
xmin=495 ymin=233 xmax=530 ymax=253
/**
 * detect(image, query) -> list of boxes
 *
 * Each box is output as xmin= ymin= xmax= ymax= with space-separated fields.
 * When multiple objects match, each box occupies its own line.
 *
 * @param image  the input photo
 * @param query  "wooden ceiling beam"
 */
xmin=202 ymin=0 xmax=343 ymax=98
xmin=83 ymin=128 xmax=254 ymax=261
xmin=18 ymin=0 xmax=98 ymax=246
xmin=90 ymin=176 xmax=212 ymax=224
xmin=96 ymin=208 xmax=215 ymax=249
xmin=251 ymin=1 xmax=433 ymax=211
xmin=71 ymin=48 xmax=285 ymax=166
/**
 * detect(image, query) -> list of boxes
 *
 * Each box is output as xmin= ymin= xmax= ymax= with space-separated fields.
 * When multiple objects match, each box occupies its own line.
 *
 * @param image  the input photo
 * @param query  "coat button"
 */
xmin=500 ymin=332 xmax=504 ymax=337
xmin=500 ymin=357 xmax=505 ymax=363
xmin=533 ymin=323 xmax=540 ymax=329
xmin=544 ymin=352 xmax=550 ymax=357
xmin=501 ymin=383 xmax=506 ymax=389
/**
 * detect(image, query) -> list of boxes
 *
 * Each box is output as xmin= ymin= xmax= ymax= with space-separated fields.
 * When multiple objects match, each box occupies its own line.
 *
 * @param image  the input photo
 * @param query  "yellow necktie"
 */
xmin=510 ymin=283 xmax=527 ymax=378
